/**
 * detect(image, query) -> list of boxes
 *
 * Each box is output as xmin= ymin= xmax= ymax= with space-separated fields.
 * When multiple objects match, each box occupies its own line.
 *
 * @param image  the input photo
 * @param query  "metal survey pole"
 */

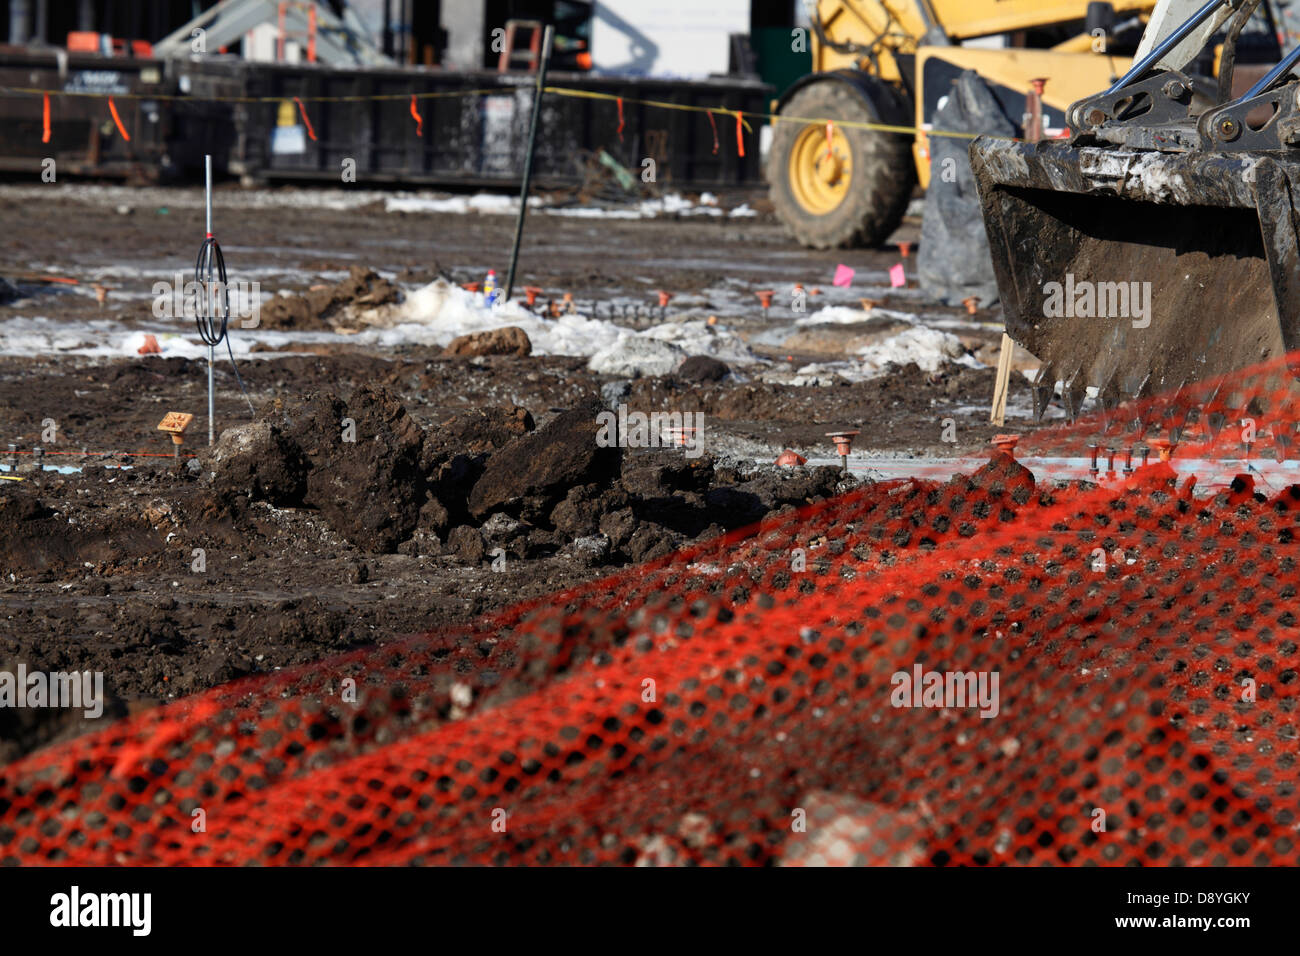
xmin=206 ymin=154 xmax=215 ymax=446
xmin=503 ymin=24 xmax=554 ymax=305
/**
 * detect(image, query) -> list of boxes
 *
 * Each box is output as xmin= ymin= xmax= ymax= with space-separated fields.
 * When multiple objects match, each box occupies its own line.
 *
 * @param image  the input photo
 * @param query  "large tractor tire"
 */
xmin=768 ymin=74 xmax=917 ymax=249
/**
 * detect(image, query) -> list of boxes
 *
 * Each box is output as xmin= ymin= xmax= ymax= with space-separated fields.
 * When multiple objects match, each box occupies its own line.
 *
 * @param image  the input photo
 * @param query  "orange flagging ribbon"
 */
xmin=410 ymin=94 xmax=423 ymax=137
xmin=41 ymin=93 xmax=51 ymax=143
xmin=293 ymin=97 xmax=317 ymax=141
xmin=736 ymin=112 xmax=745 ymax=157
xmin=108 ymin=97 xmax=129 ymax=140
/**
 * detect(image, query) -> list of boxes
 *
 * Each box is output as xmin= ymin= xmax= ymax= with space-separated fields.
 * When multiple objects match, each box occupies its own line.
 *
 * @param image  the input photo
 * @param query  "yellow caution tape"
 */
xmin=0 ymin=82 xmax=1021 ymax=143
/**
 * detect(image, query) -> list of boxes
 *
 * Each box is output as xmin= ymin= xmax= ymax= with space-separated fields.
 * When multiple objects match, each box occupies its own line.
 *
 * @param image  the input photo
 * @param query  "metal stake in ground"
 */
xmin=503 ymin=25 xmax=554 ymax=305
xmin=194 ymin=154 xmax=230 ymax=445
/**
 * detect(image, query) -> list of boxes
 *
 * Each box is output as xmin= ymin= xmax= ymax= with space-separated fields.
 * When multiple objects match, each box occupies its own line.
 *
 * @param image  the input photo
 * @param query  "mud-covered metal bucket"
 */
xmin=970 ymin=136 xmax=1300 ymax=408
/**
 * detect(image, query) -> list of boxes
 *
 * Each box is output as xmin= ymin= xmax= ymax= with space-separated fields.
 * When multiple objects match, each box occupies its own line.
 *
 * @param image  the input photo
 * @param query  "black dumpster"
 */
xmin=0 ymin=50 xmax=773 ymax=191
xmin=0 ymin=48 xmax=173 ymax=179
xmin=175 ymin=60 xmax=772 ymax=190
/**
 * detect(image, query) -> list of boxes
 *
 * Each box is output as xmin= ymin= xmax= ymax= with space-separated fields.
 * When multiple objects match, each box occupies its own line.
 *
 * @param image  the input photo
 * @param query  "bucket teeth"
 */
xmin=1207 ymin=411 xmax=1227 ymax=441
xmin=1031 ymin=365 xmax=1056 ymax=424
xmin=1031 ymin=384 xmax=1053 ymax=423
xmin=1062 ymin=376 xmax=1087 ymax=424
xmin=1275 ymin=422 xmax=1297 ymax=462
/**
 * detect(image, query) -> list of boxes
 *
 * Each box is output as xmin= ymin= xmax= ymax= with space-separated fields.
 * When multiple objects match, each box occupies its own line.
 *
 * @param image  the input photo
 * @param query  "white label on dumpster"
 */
xmin=271 ymin=125 xmax=307 ymax=155
xmin=64 ymin=70 xmax=128 ymax=95
xmin=591 ymin=0 xmax=748 ymax=78
xmin=481 ymin=94 xmax=520 ymax=175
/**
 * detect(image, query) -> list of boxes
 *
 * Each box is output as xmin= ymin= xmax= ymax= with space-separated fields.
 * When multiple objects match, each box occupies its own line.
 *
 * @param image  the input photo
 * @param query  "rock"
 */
xmin=598 ymin=506 xmax=638 ymax=550
xmin=564 ymin=534 xmax=612 ymax=567
xmin=443 ymin=326 xmax=532 ymax=358
xmin=677 ymin=355 xmax=730 ymax=383
xmin=625 ymin=524 xmax=681 ymax=563
xmin=588 ymin=334 xmax=683 ymax=378
xmin=620 ymin=449 xmax=713 ymax=499
xmin=445 ymin=525 xmax=485 ymax=565
xmin=600 ymin=379 xmax=632 ymax=410
xmin=481 ymin=512 xmax=525 ymax=547
xmin=550 ymin=484 xmax=603 ymax=536
xmin=417 ymin=496 xmax=451 ymax=536
xmin=397 ymin=528 xmax=442 ymax=556
xmin=468 ymin=400 xmax=621 ymax=519
xmin=778 ymin=791 xmax=927 ymax=867
xmin=204 ymin=420 xmax=307 ymax=506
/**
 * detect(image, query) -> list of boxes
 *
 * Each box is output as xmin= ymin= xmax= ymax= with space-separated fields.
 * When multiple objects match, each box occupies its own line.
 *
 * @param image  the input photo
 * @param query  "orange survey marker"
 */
xmin=157 ymin=412 xmax=194 ymax=458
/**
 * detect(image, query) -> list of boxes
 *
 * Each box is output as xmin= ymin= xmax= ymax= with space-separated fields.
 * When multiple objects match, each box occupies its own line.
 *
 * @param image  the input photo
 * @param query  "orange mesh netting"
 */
xmin=2 ymin=356 xmax=1299 ymax=866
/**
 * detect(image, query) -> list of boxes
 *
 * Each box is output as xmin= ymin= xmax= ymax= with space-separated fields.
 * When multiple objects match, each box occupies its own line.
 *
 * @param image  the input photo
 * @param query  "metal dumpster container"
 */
xmin=0 ymin=48 xmax=173 ymax=179
xmin=176 ymin=60 xmax=772 ymax=190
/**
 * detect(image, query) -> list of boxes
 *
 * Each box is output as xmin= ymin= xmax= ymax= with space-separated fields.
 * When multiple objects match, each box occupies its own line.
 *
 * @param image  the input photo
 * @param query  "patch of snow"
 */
xmin=795 ymin=305 xmax=922 ymax=327
xmin=588 ymin=334 xmax=683 ymax=377
xmin=638 ymin=319 xmax=754 ymax=365
xmin=385 ymin=194 xmax=542 ymax=215
xmin=365 ymin=281 xmax=758 ymax=365
xmin=857 ymin=326 xmax=981 ymax=375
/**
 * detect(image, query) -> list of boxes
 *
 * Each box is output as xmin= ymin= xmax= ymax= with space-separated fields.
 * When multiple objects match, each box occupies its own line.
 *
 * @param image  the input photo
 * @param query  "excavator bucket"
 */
xmin=971 ymin=141 xmax=1298 ymax=407
xmin=970 ymin=0 xmax=1300 ymax=415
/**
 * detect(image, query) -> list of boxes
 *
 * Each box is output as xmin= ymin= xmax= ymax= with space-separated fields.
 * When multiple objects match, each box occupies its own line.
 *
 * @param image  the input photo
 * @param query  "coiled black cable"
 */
xmin=194 ymin=234 xmax=255 ymax=414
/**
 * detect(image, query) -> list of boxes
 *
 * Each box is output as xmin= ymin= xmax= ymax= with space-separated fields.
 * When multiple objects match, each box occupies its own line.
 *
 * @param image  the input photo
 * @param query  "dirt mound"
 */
xmin=200 ymin=385 xmax=865 ymax=567
xmin=258 ymin=266 xmax=400 ymax=331
xmin=206 ymin=419 xmax=307 ymax=505
xmin=206 ymin=385 xmax=425 ymax=552
xmin=281 ymin=385 xmax=426 ymax=552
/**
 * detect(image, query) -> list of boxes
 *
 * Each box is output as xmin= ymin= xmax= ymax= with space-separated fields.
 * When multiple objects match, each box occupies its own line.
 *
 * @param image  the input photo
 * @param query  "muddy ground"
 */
xmin=0 ymin=181 xmax=1036 ymax=760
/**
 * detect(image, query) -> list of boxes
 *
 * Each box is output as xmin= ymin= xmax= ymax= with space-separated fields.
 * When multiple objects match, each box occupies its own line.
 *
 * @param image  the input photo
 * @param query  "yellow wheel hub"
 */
xmin=789 ymin=123 xmax=852 ymax=216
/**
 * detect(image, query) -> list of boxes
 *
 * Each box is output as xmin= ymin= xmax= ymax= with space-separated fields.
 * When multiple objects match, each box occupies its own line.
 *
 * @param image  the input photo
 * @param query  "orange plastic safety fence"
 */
xmin=2 ymin=365 xmax=1299 ymax=865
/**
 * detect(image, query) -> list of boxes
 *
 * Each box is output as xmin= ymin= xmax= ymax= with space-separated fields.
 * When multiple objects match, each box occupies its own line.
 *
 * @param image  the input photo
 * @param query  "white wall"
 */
xmin=591 ymin=0 xmax=750 ymax=78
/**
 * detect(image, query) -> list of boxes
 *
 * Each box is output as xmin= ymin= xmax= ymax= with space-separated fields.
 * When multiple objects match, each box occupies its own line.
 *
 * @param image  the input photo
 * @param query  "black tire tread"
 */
xmin=767 ymin=76 xmax=918 ymax=250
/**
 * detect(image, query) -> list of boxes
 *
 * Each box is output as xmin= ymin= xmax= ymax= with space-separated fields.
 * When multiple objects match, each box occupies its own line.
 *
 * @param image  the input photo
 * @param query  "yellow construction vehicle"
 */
xmin=769 ymin=0 xmax=1165 ymax=248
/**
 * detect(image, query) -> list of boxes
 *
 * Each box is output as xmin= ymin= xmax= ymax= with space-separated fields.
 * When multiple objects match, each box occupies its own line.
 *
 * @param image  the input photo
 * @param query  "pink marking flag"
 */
xmin=833 ymin=264 xmax=855 ymax=288
xmin=890 ymin=262 xmax=906 ymax=289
